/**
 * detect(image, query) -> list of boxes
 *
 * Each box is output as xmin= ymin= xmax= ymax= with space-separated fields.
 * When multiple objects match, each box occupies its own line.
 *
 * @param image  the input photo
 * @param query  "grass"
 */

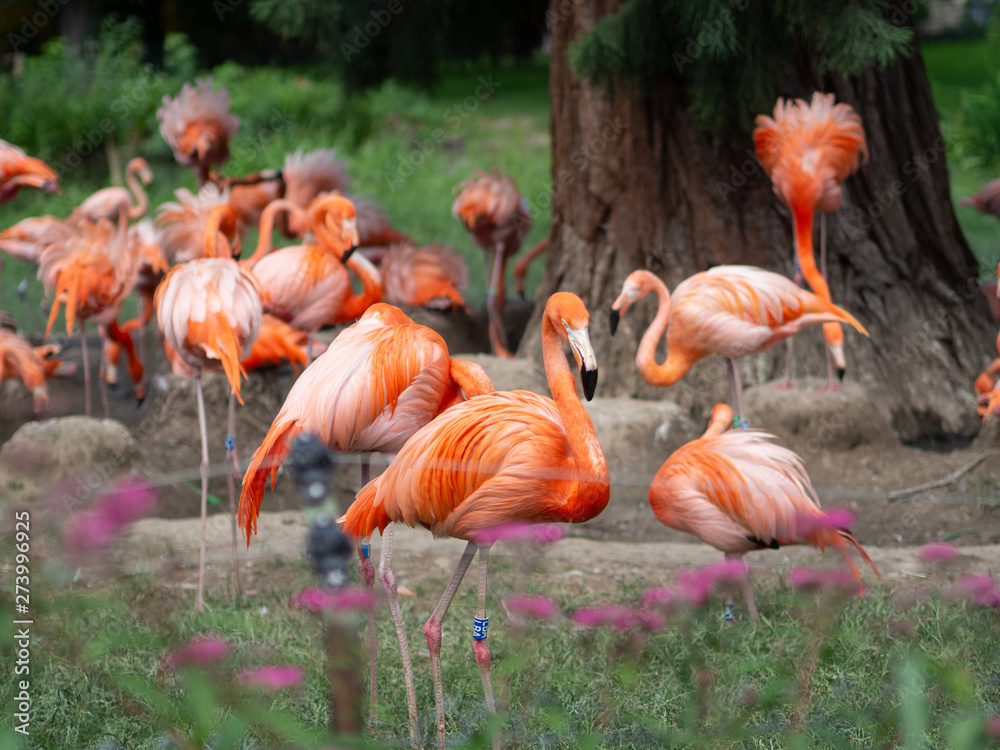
xmin=2 ymin=547 xmax=999 ymax=749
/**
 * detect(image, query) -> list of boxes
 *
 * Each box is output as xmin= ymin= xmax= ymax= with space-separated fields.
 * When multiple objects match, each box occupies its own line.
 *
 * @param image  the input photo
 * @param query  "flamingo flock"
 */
xmin=0 ymin=78 xmax=996 ymax=750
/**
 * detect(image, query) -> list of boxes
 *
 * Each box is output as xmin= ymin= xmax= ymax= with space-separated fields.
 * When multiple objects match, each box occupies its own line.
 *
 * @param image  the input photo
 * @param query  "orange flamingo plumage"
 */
xmin=754 ymin=92 xmax=868 ymax=388
xmin=251 ymin=195 xmax=380 ymax=362
xmin=0 ymin=215 xmax=76 ymax=305
xmin=157 ymin=78 xmax=240 ymax=186
xmin=452 ymin=169 xmax=532 ymax=357
xmin=976 ymin=330 xmax=1000 ymax=421
xmin=609 ymin=267 xmax=869 ymax=427
xmin=239 ymin=313 xmax=310 ymax=372
xmin=71 ymin=157 xmax=153 ymax=223
xmin=157 ymin=183 xmax=236 ymax=265
xmin=0 ymin=327 xmax=66 ymax=412
xmin=341 ymin=291 xmax=607 ymax=748
xmin=239 ymin=301 xmax=493 ymax=735
xmin=379 ymin=242 xmax=469 ymax=311
xmin=40 ymin=211 xmax=144 ymax=416
xmin=650 ymin=403 xmax=879 ymax=620
xmin=155 ymin=204 xmax=263 ymax=611
xmin=278 ymin=148 xmax=352 ymax=236
xmin=0 ymin=139 xmax=59 ymax=204
xmin=960 ymin=179 xmax=1000 ymax=219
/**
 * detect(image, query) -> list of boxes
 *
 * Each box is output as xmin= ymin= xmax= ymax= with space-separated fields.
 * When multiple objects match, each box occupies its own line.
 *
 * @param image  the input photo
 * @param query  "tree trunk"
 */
xmin=522 ymin=0 xmax=996 ymax=442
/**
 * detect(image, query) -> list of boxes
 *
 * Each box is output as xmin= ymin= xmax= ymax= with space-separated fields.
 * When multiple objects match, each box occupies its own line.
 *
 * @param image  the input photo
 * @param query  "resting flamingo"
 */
xmin=71 ymin=157 xmax=153 ymax=223
xmin=0 ymin=327 xmax=69 ymax=413
xmin=155 ymin=204 xmax=263 ymax=612
xmin=378 ymin=242 xmax=469 ymax=311
xmin=341 ymin=292 xmax=608 ymax=749
xmin=157 ymin=78 xmax=240 ymax=186
xmin=40 ymin=208 xmax=145 ymax=416
xmin=0 ymin=139 xmax=59 ymax=204
xmin=649 ymin=403 xmax=879 ymax=620
xmin=452 ymin=169 xmax=532 ymax=357
xmin=239 ymin=302 xmax=493 ymax=738
xmin=609 ymin=267 xmax=869 ymax=428
xmin=251 ymin=195 xmax=381 ymax=362
xmin=753 ymin=92 xmax=868 ymax=389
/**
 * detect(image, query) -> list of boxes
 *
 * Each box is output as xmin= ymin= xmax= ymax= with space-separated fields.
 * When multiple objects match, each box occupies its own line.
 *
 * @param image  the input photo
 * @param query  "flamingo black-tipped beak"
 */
xmin=581 ymin=366 xmax=598 ymax=401
xmin=836 ymin=366 xmax=846 ymax=382
xmin=609 ymin=308 xmax=620 ymax=336
xmin=340 ymin=245 xmax=357 ymax=263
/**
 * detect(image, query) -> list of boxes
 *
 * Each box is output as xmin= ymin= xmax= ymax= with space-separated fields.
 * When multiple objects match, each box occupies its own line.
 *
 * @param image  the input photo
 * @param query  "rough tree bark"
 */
xmin=519 ymin=0 xmax=997 ymax=442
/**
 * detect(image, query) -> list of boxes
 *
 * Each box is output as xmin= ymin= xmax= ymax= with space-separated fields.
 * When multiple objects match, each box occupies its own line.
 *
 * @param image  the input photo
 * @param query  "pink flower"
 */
xmin=796 ymin=508 xmax=857 ymax=536
xmin=642 ymin=586 xmax=676 ymax=609
xmin=676 ymin=559 xmax=747 ymax=607
xmin=472 ymin=522 xmax=565 ymax=546
xmin=163 ymin=636 xmax=230 ymax=669
xmin=65 ymin=478 xmax=156 ymax=552
xmin=572 ymin=604 xmax=636 ymax=631
xmin=986 ymin=715 xmax=1000 ymax=739
xmin=237 ymin=664 xmax=304 ymax=691
xmin=918 ymin=541 xmax=956 ymax=562
xmin=788 ymin=568 xmax=862 ymax=597
xmin=633 ymin=609 xmax=666 ymax=632
xmin=505 ymin=594 xmax=559 ymax=621
xmin=955 ymin=575 xmax=1000 ymax=608
xmin=294 ymin=587 xmax=376 ymax=613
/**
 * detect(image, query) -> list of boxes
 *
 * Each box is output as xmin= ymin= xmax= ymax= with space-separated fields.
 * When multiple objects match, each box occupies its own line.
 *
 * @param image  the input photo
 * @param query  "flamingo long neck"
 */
xmin=635 ymin=278 xmax=691 ymax=387
xmin=244 ymin=200 xmax=296 ymax=267
xmin=125 ymin=163 xmax=148 ymax=220
xmin=541 ymin=315 xmax=608 ymax=522
xmin=339 ymin=252 xmax=383 ymax=321
xmin=792 ymin=206 xmax=828 ymax=302
xmin=204 ymin=207 xmax=238 ymax=259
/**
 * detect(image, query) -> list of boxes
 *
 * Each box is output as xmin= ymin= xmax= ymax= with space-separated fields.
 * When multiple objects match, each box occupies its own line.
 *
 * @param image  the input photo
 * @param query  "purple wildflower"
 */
xmin=236 ymin=664 xmax=304 ymax=691
xmin=642 ymin=586 xmax=676 ymax=609
xmin=65 ymin=478 xmax=156 ymax=552
xmin=796 ymin=507 xmax=857 ymax=536
xmin=986 ymin=716 xmax=1000 ymax=739
xmin=788 ymin=568 xmax=862 ymax=597
xmin=676 ymin=559 xmax=747 ymax=607
xmin=918 ymin=541 xmax=956 ymax=562
xmin=163 ymin=636 xmax=230 ymax=669
xmin=955 ymin=575 xmax=1000 ymax=608
xmin=572 ymin=604 xmax=636 ymax=631
xmin=633 ymin=609 xmax=666 ymax=632
xmin=505 ymin=594 xmax=559 ymax=621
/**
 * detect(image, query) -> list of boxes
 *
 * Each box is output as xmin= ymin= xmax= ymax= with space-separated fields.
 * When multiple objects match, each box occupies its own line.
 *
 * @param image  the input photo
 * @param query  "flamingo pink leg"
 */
xmin=80 ymin=323 xmax=92 ymax=417
xmin=727 ymin=358 xmax=748 ymax=430
xmin=195 ymin=372 xmax=209 ymax=612
xmin=226 ymin=390 xmax=242 ymax=597
xmin=378 ymin=523 xmax=420 ymax=748
xmin=97 ymin=326 xmax=110 ymax=418
xmin=424 ymin=541 xmax=478 ymax=750
xmin=472 ymin=545 xmax=500 ymax=750
xmin=357 ymin=458 xmax=378 ymax=724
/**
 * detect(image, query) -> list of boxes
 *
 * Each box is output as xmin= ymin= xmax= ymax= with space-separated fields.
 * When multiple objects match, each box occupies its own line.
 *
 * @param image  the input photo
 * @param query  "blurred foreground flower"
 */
xmin=505 ymin=594 xmax=559 ymax=621
xmin=918 ymin=541 xmax=956 ymax=562
xmin=294 ymin=586 xmax=376 ymax=613
xmin=986 ymin=715 xmax=1000 ymax=739
xmin=237 ymin=664 xmax=304 ymax=692
xmin=955 ymin=574 xmax=1000 ymax=609
xmin=676 ymin=559 xmax=747 ymax=607
xmin=796 ymin=507 xmax=856 ymax=536
xmin=788 ymin=568 xmax=862 ymax=597
xmin=163 ymin=636 xmax=230 ymax=669
xmin=472 ymin=521 xmax=566 ymax=546
xmin=571 ymin=604 xmax=665 ymax=632
xmin=65 ymin=478 xmax=156 ymax=552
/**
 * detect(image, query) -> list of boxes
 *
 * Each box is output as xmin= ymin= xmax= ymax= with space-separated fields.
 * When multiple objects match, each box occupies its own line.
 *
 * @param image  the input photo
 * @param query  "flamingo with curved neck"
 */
xmin=610 ymin=267 xmax=869 ymax=427
xmin=342 ymin=292 xmax=607 ymax=749
xmin=72 ymin=157 xmax=153 ymax=223
xmin=241 ymin=199 xmax=307 ymax=268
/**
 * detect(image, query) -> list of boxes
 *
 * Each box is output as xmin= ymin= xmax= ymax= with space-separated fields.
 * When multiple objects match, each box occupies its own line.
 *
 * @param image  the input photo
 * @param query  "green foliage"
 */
xmin=569 ymin=0 xmax=913 ymax=133
xmin=249 ymin=0 xmax=343 ymax=49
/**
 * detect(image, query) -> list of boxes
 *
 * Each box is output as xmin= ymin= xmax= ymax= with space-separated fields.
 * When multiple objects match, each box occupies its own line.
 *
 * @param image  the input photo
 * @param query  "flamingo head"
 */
xmin=609 ymin=270 xmax=659 ymax=336
xmin=547 ymin=291 xmax=598 ymax=401
xmin=312 ymin=194 xmax=360 ymax=258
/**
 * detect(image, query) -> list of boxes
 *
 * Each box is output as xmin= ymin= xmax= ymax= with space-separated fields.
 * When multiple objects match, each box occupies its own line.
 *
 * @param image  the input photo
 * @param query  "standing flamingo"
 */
xmin=609 ymin=267 xmax=869 ymax=428
xmin=157 ymin=78 xmax=240 ymax=186
xmin=649 ymin=403 xmax=879 ymax=620
xmin=251 ymin=195 xmax=381 ymax=362
xmin=71 ymin=157 xmax=153 ymax=223
xmin=0 ymin=139 xmax=59 ymax=204
xmin=0 ymin=215 xmax=76 ymax=305
xmin=753 ymin=92 xmax=868 ymax=389
xmin=239 ymin=302 xmax=493 ymax=740
xmin=452 ymin=169 xmax=532 ymax=357
xmin=155 ymin=204 xmax=263 ymax=612
xmin=40 ymin=210 xmax=145 ymax=416
xmin=341 ymin=292 xmax=608 ymax=750
xmin=157 ymin=184 xmax=235 ymax=265
xmin=276 ymin=147 xmax=352 ymax=237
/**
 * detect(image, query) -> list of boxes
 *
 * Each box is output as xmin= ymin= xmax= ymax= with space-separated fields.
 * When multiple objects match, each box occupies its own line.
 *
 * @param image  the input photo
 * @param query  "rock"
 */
xmin=0 ymin=416 xmax=140 ymax=508
xmin=743 ymin=378 xmax=896 ymax=452
xmin=577 ymin=397 xmax=701 ymax=541
xmin=450 ymin=353 xmax=549 ymax=395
